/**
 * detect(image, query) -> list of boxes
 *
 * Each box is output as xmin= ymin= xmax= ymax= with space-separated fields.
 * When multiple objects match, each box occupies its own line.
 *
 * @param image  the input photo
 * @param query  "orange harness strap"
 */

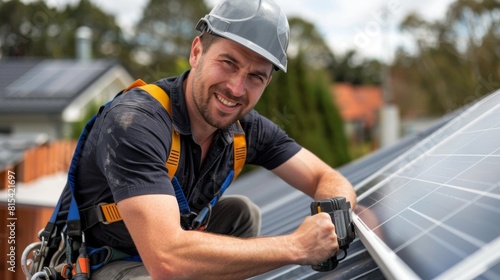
xmin=98 ymin=79 xmax=247 ymax=224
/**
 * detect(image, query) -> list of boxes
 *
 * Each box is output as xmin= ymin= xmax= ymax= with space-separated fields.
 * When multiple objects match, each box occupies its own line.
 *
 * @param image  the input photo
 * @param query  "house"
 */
xmin=0 ymin=58 xmax=134 ymax=139
xmin=0 ymin=57 xmax=133 ymax=280
xmin=331 ymin=83 xmax=383 ymax=144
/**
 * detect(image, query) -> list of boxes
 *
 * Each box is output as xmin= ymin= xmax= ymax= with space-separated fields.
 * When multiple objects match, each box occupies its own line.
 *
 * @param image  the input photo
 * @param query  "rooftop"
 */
xmin=3 ymin=83 xmax=498 ymax=279
xmin=0 ymin=58 xmax=119 ymax=115
xmin=0 ymin=133 xmax=48 ymax=170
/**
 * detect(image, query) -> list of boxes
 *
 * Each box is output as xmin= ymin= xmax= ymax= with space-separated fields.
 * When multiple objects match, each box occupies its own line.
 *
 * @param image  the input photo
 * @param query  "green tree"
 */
xmin=0 ymin=0 xmax=59 ymax=57
xmin=393 ymin=0 xmax=500 ymax=116
xmin=329 ymin=50 xmax=383 ymax=85
xmin=251 ymin=17 xmax=351 ymax=167
xmin=69 ymin=101 xmax=101 ymax=139
xmin=257 ymin=51 xmax=350 ymax=167
xmin=132 ymin=0 xmax=208 ymax=68
xmin=0 ymin=0 xmax=131 ymax=63
xmin=288 ymin=17 xmax=334 ymax=69
xmin=62 ymin=0 xmax=130 ymax=61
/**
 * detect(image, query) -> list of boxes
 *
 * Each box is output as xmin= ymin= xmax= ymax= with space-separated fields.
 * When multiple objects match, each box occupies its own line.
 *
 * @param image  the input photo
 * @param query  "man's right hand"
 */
xmin=289 ymin=212 xmax=339 ymax=265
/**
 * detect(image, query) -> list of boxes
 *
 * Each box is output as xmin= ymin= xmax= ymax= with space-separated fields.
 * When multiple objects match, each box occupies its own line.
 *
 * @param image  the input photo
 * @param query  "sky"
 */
xmin=38 ymin=0 xmax=457 ymax=62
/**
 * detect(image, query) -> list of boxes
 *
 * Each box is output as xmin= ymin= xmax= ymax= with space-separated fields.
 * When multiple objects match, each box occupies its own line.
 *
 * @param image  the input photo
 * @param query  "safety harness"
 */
xmin=79 ymin=80 xmax=247 ymax=231
xmin=22 ymin=79 xmax=247 ymax=280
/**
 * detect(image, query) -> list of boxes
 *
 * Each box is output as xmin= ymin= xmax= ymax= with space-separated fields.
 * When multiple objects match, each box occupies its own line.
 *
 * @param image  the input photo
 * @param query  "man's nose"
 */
xmin=226 ymin=73 xmax=246 ymax=97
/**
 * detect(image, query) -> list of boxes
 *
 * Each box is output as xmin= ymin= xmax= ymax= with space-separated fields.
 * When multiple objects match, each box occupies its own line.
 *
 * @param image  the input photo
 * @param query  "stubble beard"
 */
xmin=191 ymin=68 xmax=244 ymax=130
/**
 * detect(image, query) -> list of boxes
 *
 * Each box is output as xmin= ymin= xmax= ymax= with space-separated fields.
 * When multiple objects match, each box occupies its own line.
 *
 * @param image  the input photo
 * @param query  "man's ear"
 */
xmin=189 ymin=36 xmax=203 ymax=68
xmin=266 ymin=75 xmax=273 ymax=86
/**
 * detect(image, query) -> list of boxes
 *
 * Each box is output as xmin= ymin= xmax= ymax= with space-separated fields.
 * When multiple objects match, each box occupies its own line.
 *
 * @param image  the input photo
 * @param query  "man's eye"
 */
xmin=250 ymin=74 xmax=265 ymax=84
xmin=223 ymin=60 xmax=234 ymax=67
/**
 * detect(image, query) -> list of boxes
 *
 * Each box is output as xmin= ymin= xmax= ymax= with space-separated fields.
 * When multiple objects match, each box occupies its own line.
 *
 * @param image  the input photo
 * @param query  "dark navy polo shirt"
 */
xmin=69 ymin=70 xmax=301 ymax=254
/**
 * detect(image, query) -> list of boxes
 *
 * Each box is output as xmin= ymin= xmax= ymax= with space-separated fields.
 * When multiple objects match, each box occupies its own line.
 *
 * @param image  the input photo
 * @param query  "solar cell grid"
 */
xmin=354 ymin=90 xmax=500 ymax=279
xmin=5 ymin=60 xmax=108 ymax=99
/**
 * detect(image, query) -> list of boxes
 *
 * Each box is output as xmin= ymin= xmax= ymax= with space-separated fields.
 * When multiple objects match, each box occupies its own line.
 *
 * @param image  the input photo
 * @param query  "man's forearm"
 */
xmin=271 ymin=148 xmax=357 ymax=207
xmin=150 ymin=231 xmax=300 ymax=280
xmin=314 ymin=169 xmax=357 ymax=208
xmin=121 ymin=194 xmax=339 ymax=279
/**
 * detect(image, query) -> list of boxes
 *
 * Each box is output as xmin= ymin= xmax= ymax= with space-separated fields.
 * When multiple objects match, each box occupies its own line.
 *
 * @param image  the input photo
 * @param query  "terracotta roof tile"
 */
xmin=332 ymin=83 xmax=383 ymax=127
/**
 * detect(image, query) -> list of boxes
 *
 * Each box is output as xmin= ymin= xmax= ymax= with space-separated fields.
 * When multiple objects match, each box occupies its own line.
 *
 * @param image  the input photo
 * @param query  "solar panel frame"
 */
xmin=353 ymin=89 xmax=500 ymax=280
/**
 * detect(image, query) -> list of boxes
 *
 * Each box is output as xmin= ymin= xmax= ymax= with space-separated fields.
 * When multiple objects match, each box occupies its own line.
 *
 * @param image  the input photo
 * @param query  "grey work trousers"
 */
xmin=92 ymin=195 xmax=261 ymax=279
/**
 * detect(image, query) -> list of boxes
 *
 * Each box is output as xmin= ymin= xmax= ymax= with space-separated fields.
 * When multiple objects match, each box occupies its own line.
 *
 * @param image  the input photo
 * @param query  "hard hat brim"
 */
xmin=196 ymin=17 xmax=287 ymax=73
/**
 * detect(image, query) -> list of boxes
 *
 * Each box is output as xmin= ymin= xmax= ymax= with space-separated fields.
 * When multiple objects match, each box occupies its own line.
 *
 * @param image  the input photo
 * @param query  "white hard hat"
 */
xmin=196 ymin=0 xmax=289 ymax=72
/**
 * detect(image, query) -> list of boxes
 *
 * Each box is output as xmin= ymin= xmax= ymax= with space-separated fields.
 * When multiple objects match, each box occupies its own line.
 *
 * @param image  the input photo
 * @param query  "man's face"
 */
xmin=189 ymin=36 xmax=273 ymax=129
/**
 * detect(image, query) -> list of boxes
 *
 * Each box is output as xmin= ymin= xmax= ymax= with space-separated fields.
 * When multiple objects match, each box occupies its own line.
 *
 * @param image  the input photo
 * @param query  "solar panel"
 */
xmin=5 ymin=60 xmax=108 ymax=99
xmin=354 ymin=89 xmax=500 ymax=279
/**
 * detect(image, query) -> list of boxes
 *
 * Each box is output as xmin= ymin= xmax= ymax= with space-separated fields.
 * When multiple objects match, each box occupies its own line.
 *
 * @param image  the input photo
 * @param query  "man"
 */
xmin=75 ymin=0 xmax=356 ymax=278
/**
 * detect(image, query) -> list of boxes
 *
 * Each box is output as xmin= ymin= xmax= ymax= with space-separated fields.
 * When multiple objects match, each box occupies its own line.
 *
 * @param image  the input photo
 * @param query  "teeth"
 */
xmin=216 ymin=94 xmax=237 ymax=107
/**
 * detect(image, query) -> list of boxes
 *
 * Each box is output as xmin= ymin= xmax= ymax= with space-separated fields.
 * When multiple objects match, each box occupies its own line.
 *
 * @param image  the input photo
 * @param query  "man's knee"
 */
xmin=225 ymin=195 xmax=261 ymax=222
xmin=206 ymin=195 xmax=261 ymax=237
xmin=92 ymin=261 xmax=151 ymax=280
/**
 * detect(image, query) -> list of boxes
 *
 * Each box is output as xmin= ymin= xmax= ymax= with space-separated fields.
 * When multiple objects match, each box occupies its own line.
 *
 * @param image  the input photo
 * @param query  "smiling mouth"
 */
xmin=216 ymin=93 xmax=238 ymax=107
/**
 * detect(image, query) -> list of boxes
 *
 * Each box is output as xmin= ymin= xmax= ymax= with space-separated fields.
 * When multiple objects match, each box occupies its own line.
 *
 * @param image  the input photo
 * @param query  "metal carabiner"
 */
xmin=21 ymin=241 xmax=42 ymax=279
xmin=49 ymin=231 xmax=67 ymax=267
xmin=30 ymin=270 xmax=48 ymax=280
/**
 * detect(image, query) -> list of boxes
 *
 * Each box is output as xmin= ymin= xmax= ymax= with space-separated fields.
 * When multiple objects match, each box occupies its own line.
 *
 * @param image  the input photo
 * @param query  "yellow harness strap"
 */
xmin=233 ymin=126 xmax=246 ymax=180
xmin=124 ymin=79 xmax=180 ymax=178
xmin=97 ymin=79 xmax=247 ymax=224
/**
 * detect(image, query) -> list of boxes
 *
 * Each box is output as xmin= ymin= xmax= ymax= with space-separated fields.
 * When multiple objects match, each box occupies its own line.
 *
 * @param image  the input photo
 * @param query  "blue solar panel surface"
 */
xmin=354 ymin=90 xmax=500 ymax=280
xmin=0 ymin=59 xmax=117 ymax=114
xmin=6 ymin=60 xmax=109 ymax=98
xmin=226 ymin=95 xmax=463 ymax=279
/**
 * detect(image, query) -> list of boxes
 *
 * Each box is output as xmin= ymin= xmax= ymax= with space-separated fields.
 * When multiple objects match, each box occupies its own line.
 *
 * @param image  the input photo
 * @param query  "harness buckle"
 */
xmin=97 ymin=203 xmax=122 ymax=225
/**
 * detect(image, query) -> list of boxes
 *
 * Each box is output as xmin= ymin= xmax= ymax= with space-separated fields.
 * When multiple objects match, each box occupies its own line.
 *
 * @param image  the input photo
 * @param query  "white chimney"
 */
xmin=76 ymin=26 xmax=93 ymax=61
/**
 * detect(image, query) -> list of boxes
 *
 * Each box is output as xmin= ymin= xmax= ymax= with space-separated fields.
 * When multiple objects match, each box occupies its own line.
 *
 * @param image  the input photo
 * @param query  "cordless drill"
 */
xmin=310 ymin=197 xmax=355 ymax=271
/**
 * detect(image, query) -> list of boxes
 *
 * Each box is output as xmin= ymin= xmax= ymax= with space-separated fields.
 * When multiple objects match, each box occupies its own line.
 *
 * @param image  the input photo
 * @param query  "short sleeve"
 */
xmin=95 ymin=91 xmax=176 ymax=202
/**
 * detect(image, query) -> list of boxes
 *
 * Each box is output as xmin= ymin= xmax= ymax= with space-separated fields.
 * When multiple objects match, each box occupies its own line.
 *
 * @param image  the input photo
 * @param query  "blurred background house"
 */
xmin=0 ymin=57 xmax=133 ymax=278
xmin=0 ymin=58 xmax=133 ymax=139
xmin=332 ymin=83 xmax=383 ymax=153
